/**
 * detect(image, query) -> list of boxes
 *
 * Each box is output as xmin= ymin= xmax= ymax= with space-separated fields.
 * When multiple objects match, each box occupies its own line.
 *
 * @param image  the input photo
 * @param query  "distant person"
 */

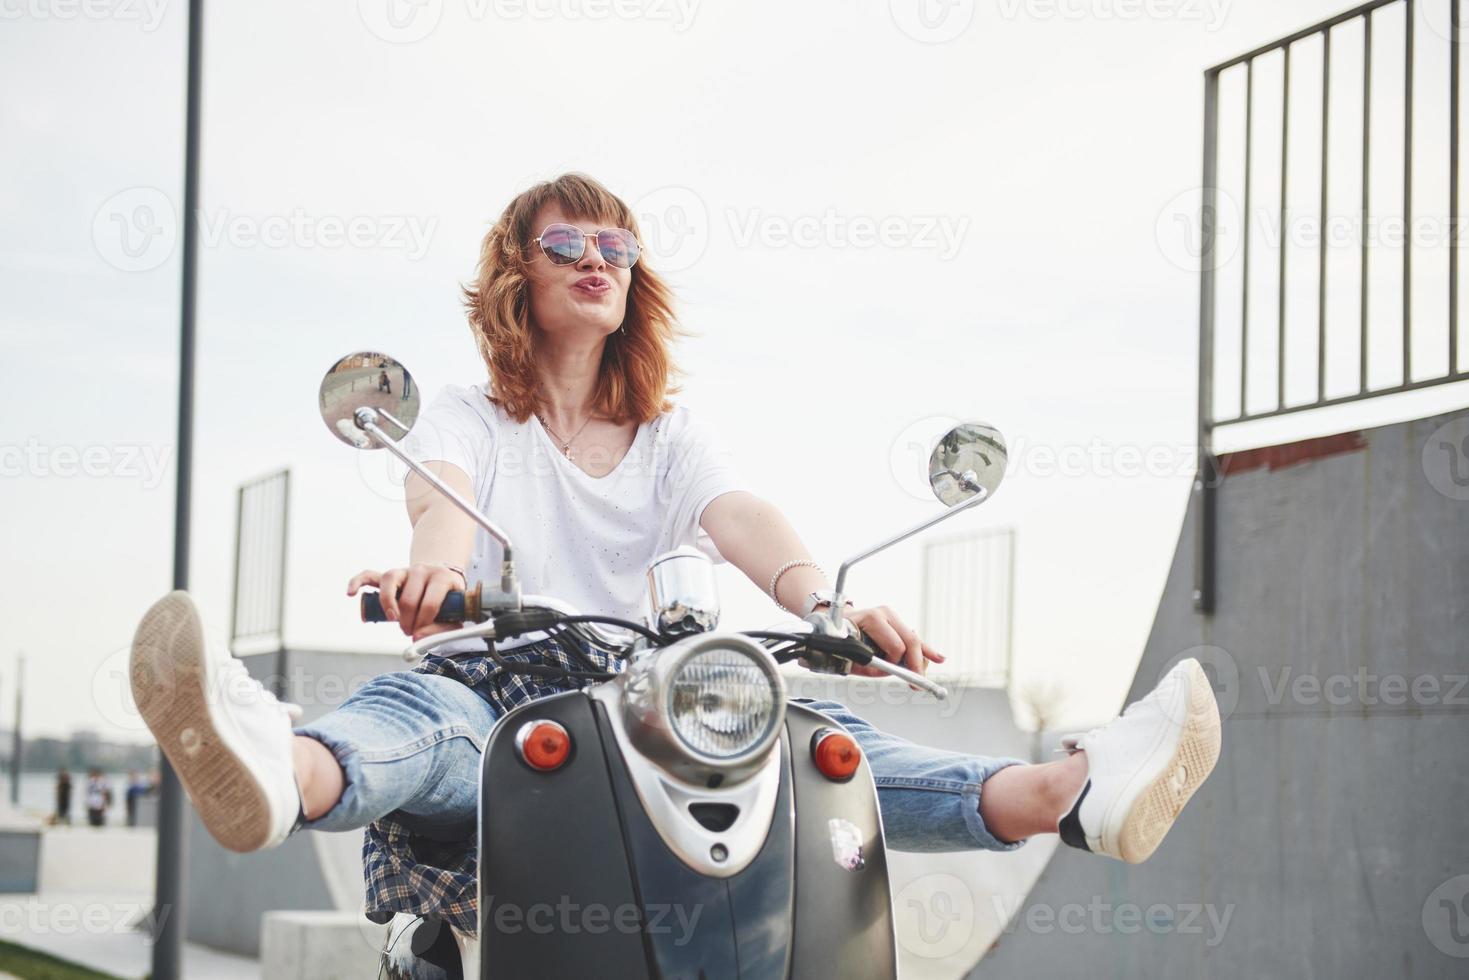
xmin=84 ymin=769 xmax=112 ymax=828
xmin=125 ymin=770 xmax=149 ymax=827
xmin=54 ymin=769 xmax=72 ymax=826
xmin=401 ymin=367 xmax=411 ymax=401
xmin=378 ymin=370 xmax=391 ymax=394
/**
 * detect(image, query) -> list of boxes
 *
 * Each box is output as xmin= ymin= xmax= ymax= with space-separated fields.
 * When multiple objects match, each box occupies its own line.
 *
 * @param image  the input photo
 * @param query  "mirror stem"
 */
xmin=829 ymin=477 xmax=987 ymax=631
xmin=355 ymin=408 xmax=520 ymax=603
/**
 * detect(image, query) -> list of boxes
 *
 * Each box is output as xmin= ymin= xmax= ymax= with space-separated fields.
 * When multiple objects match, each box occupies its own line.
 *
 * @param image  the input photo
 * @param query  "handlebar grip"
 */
xmin=360 ymin=590 xmax=467 ymax=624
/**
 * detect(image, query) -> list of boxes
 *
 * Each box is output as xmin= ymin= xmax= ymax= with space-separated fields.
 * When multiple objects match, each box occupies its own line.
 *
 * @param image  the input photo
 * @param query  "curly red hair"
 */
xmin=462 ymin=173 xmax=684 ymax=425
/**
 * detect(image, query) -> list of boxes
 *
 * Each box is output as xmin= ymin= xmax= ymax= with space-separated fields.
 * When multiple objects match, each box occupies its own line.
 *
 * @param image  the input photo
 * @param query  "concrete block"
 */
xmin=0 ymin=830 xmax=40 ymax=893
xmin=260 ymin=910 xmax=383 ymax=980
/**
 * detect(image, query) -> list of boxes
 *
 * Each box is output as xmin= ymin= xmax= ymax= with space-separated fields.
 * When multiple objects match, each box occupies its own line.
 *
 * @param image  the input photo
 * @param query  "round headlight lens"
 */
xmin=668 ymin=648 xmax=780 ymax=759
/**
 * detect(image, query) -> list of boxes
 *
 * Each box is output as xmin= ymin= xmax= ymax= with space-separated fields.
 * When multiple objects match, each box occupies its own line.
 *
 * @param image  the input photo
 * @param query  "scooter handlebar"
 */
xmin=360 ymin=590 xmax=467 ymax=624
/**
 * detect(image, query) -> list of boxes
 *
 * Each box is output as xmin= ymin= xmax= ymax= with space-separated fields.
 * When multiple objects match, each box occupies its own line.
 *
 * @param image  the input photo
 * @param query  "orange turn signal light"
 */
xmin=515 ymin=720 xmax=571 ymax=772
xmin=811 ymin=728 xmax=862 ymax=781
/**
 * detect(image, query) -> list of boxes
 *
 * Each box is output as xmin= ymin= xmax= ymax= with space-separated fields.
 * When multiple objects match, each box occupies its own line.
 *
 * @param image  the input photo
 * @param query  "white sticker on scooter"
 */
xmin=828 ymin=818 xmax=866 ymax=871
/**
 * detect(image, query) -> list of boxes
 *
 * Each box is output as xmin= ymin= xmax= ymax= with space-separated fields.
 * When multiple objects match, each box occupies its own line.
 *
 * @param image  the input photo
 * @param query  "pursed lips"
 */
xmin=572 ymin=275 xmax=612 ymax=297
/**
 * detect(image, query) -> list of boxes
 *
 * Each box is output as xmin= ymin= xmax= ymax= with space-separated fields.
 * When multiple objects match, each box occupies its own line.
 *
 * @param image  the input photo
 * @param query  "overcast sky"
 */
xmin=5 ymin=0 xmax=1467 ymax=741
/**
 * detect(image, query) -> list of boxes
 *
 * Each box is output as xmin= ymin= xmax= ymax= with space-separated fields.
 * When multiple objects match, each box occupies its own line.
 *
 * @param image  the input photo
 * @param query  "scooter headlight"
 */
xmin=668 ymin=648 xmax=781 ymax=759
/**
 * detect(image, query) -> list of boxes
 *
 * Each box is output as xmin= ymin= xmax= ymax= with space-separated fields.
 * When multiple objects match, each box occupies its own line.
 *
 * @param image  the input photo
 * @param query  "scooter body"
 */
xmin=322 ymin=352 xmax=1009 ymax=980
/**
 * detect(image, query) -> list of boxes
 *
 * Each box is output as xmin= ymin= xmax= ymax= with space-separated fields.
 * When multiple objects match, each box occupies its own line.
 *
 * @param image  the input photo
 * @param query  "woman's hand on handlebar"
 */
xmin=347 ymin=564 xmax=466 ymax=641
xmin=844 ymin=605 xmax=945 ymax=683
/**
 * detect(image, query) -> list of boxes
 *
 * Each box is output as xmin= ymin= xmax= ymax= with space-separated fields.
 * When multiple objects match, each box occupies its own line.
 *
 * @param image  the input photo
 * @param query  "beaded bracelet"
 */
xmin=768 ymin=559 xmax=822 ymax=612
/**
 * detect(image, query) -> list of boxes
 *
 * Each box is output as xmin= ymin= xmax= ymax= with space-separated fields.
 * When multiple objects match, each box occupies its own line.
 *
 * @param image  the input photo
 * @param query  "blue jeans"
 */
xmin=295 ymin=671 xmax=1025 ymax=852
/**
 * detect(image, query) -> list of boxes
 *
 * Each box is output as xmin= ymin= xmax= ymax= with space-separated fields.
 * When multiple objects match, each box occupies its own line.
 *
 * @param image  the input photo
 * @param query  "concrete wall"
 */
xmin=975 ymin=409 xmax=1469 ymax=978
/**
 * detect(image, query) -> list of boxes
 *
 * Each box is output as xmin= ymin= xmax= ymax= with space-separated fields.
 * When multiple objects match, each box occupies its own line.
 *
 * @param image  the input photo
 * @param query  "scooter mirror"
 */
xmin=928 ymin=422 xmax=1007 ymax=506
xmin=319 ymin=351 xmax=421 ymax=449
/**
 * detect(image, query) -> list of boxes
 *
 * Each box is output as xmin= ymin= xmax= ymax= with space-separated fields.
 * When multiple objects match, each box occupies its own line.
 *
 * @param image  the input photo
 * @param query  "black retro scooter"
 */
xmin=318 ymin=352 xmax=1008 ymax=979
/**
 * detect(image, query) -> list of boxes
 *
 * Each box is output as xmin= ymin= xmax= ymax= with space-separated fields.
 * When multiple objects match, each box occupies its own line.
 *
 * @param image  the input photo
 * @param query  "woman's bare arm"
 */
xmin=700 ymin=491 xmax=944 ymax=678
xmin=346 ymin=461 xmax=478 ymax=640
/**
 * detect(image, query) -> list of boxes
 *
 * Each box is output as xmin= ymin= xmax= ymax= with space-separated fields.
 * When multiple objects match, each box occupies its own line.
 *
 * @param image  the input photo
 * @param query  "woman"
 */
xmin=129 ymin=174 xmax=1221 ymax=935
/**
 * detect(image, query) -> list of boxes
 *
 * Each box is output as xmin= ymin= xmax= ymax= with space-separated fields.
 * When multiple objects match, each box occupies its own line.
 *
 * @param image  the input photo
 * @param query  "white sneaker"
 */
xmin=1057 ymin=658 xmax=1222 ymax=864
xmin=129 ymin=591 xmax=306 ymax=853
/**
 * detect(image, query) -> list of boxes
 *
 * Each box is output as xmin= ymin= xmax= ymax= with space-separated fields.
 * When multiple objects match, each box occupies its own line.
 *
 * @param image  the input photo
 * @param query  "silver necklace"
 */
xmin=535 ymin=410 xmax=595 ymax=460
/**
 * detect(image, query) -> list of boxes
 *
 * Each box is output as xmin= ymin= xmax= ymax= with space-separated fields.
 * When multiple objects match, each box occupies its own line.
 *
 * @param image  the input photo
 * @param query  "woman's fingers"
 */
xmin=377 ymin=568 xmax=407 ymax=622
xmin=859 ymin=615 xmax=907 ymax=663
xmin=395 ymin=567 xmax=431 ymax=637
xmin=921 ymin=641 xmax=946 ymax=664
xmin=413 ymin=573 xmax=455 ymax=638
xmin=346 ymin=570 xmax=381 ymax=596
xmin=874 ymin=606 xmax=924 ymax=676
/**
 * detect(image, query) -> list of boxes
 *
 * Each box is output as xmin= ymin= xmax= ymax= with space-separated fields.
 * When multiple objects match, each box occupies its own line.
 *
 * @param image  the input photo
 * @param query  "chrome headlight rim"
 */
xmin=653 ymin=634 xmax=786 ymax=771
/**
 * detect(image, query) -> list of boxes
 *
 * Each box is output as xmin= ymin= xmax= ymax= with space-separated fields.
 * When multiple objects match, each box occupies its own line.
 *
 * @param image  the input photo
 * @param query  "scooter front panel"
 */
xmin=477 ymin=692 xmax=650 ymax=979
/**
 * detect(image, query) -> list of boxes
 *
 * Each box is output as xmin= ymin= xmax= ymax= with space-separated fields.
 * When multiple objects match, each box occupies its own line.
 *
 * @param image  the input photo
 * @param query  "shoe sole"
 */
xmin=1115 ymin=659 xmax=1222 ymax=864
xmin=129 ymin=591 xmax=280 ymax=853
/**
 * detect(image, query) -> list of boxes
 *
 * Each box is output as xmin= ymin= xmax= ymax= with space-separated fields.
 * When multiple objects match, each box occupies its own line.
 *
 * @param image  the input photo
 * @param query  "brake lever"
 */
xmin=857 ymin=655 xmax=950 ymax=701
xmin=797 ymin=620 xmax=951 ymax=701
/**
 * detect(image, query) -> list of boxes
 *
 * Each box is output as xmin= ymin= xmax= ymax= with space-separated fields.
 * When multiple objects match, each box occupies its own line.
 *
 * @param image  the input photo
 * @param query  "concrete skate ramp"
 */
xmin=975 ymin=408 xmax=1469 ymax=979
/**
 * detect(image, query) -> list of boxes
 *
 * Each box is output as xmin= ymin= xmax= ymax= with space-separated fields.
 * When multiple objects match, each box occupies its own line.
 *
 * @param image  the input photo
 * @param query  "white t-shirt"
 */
xmin=400 ymin=382 xmax=746 ymax=650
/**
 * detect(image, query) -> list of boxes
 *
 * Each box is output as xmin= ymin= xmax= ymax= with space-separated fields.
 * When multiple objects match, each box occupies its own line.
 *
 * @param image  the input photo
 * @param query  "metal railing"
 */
xmin=919 ymin=528 xmax=1014 ymax=687
xmin=1195 ymin=0 xmax=1467 ymax=612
